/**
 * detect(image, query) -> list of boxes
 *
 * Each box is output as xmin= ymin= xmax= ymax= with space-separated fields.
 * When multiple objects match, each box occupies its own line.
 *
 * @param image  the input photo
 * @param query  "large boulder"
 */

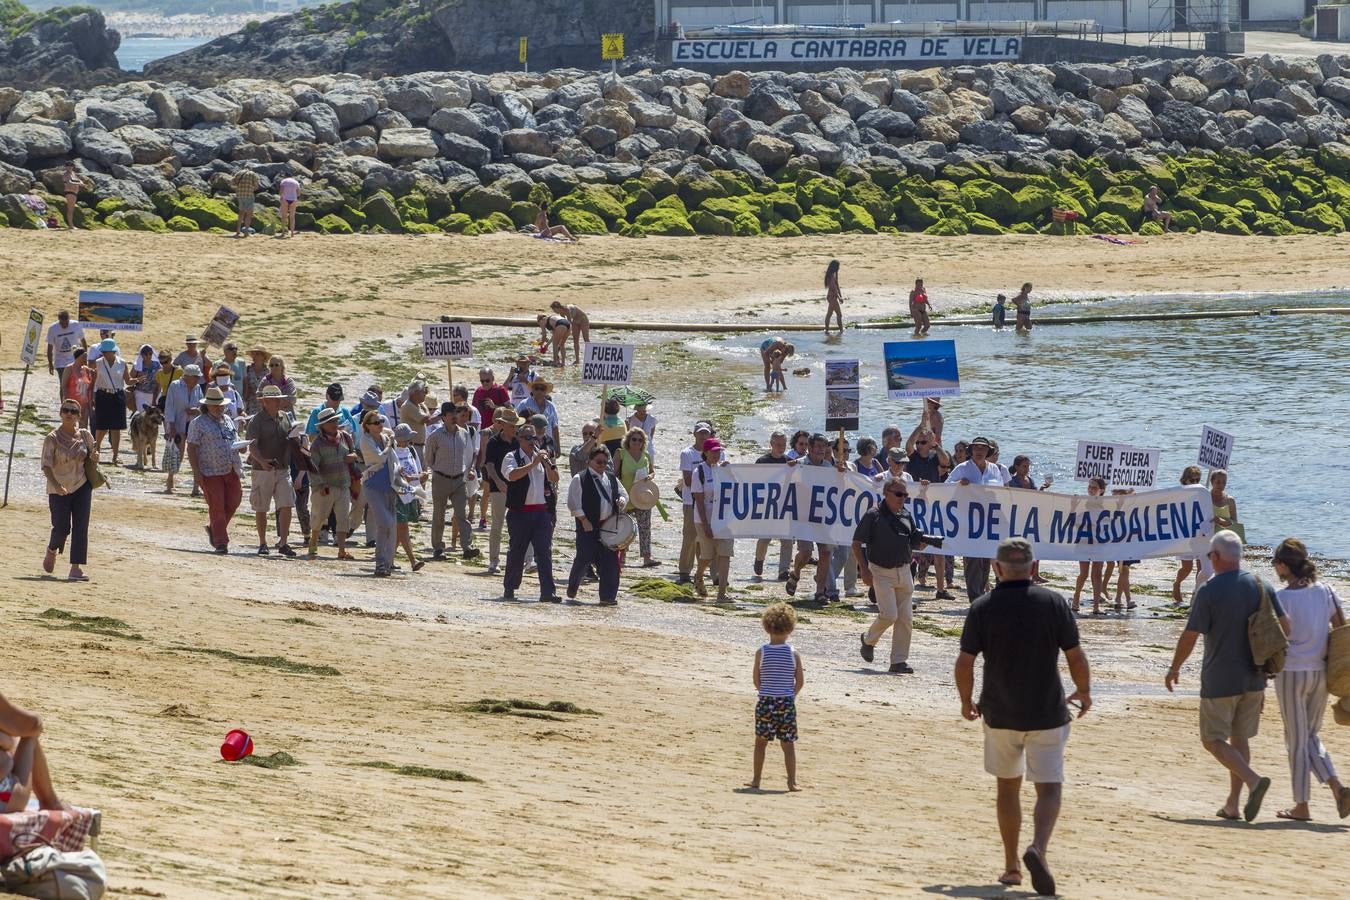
xmin=1193 ymin=57 xmax=1242 ymax=89
xmin=73 ymin=123 xmax=133 ymax=168
xmin=502 ymin=128 xmax=552 ymax=156
xmin=628 ymin=100 xmax=676 ymax=128
xmin=1321 ymin=76 xmax=1350 ymax=106
xmin=148 ymin=90 xmax=181 ymax=130
xmin=0 ymin=123 xmax=71 ymax=159
xmin=1168 ymin=75 xmax=1209 ymax=104
xmin=179 ymin=90 xmax=242 ymax=126
xmin=377 ymin=127 xmax=439 ymax=160
xmin=494 ymin=91 xmax=536 ymax=129
xmin=0 ymin=161 xmax=34 ymax=194
xmin=857 ymin=107 xmax=915 ymax=138
xmin=791 ymin=134 xmax=843 ymax=167
xmin=296 ymin=103 xmax=341 ymax=143
xmin=713 ymin=71 xmax=752 ymax=99
xmin=80 ymin=98 xmax=157 ymax=131
xmin=743 ymin=85 xmax=800 ymax=125
xmin=242 ymin=89 xmax=299 ymax=123
xmin=745 ymin=134 xmax=793 ymax=170
xmin=323 ymin=88 xmax=379 ymax=128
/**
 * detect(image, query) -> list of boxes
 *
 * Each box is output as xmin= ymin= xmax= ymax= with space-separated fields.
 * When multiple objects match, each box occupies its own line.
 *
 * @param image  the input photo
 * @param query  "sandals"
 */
xmin=1215 ymin=808 xmax=1240 ymax=820
xmin=1338 ymin=786 xmax=1350 ymax=819
xmin=998 ymin=871 xmax=1022 ymax=886
xmin=1244 ymin=776 xmax=1271 ymax=822
xmin=42 ymin=549 xmax=56 ymax=574
xmin=337 ymin=550 xmax=355 ymax=561
xmin=785 ymin=572 xmax=799 ymax=596
xmin=1276 ymin=809 xmax=1312 ymax=822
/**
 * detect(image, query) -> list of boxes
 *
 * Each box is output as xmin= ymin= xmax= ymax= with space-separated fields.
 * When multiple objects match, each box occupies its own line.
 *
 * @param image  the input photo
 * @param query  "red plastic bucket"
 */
xmin=220 ymin=729 xmax=253 ymax=761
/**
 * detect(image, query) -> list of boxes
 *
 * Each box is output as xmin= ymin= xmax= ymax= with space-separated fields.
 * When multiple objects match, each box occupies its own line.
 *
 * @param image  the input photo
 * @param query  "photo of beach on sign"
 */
xmin=77 ymin=290 xmax=145 ymax=331
xmin=883 ymin=340 xmax=960 ymax=399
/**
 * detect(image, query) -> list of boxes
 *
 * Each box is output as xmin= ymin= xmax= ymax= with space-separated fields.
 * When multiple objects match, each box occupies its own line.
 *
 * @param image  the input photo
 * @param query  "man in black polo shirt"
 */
xmin=853 ymin=474 xmax=925 ymax=674
xmin=955 ymin=538 xmax=1091 ymax=897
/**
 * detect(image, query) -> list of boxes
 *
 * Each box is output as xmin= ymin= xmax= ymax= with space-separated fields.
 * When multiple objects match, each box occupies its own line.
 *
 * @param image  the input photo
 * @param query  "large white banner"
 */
xmin=672 ymin=35 xmax=1021 ymax=65
xmin=707 ymin=464 xmax=1213 ymax=562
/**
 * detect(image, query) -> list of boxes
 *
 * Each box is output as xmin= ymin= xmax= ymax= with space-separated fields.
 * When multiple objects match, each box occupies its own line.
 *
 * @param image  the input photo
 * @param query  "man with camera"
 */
xmin=854 ymin=474 xmax=930 ymax=674
xmin=501 ymin=422 xmax=561 ymax=602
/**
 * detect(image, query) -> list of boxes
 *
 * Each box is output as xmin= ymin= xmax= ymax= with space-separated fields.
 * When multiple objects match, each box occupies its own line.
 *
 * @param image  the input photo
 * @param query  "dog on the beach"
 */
xmin=129 ymin=406 xmax=165 ymax=471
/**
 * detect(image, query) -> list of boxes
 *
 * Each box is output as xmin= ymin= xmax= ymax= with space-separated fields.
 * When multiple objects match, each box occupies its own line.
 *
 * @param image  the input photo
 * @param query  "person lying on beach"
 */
xmin=533 ymin=203 xmax=577 ymax=242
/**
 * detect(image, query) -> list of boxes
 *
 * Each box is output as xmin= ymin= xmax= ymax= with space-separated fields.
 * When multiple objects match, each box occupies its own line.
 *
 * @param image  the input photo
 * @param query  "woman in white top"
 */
xmin=1271 ymin=537 xmax=1349 ymax=821
xmin=90 ymin=338 xmax=129 ymax=465
xmin=625 ymin=401 xmax=657 ymax=462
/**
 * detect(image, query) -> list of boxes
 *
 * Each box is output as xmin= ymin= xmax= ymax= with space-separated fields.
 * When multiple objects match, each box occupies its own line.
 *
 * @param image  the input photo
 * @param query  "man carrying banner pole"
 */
xmin=947 ymin=436 xmax=1005 ymax=600
xmin=854 ymin=474 xmax=927 ymax=674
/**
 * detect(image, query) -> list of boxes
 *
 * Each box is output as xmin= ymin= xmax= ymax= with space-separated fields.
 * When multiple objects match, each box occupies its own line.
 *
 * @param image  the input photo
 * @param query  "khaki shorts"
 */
xmin=1199 ymin=691 xmax=1263 ymax=743
xmin=696 ymin=531 xmax=735 ymax=560
xmin=250 ymin=467 xmax=296 ymax=512
xmin=983 ymin=722 xmax=1070 ymax=783
xmin=311 ymin=484 xmax=352 ymax=535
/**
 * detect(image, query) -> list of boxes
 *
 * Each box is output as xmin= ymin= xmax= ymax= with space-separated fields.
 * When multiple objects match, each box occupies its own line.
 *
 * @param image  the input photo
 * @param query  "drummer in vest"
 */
xmin=566 ymin=445 xmax=629 ymax=606
xmin=502 ymin=421 xmax=561 ymax=602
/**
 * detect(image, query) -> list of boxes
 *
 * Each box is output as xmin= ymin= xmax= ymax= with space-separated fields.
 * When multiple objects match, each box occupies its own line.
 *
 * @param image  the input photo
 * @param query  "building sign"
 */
xmin=672 ymin=35 xmax=1021 ymax=65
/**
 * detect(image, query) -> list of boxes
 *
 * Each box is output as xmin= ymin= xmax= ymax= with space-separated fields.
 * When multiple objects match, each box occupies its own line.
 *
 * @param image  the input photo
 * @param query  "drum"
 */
xmin=599 ymin=513 xmax=637 ymax=551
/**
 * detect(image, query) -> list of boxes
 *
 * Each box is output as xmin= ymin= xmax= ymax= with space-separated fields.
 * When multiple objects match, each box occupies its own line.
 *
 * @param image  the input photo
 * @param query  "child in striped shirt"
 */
xmin=747 ymin=602 xmax=805 ymax=792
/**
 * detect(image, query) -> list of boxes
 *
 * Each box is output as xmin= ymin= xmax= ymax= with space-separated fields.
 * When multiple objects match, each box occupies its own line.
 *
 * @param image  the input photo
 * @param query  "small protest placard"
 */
xmin=20 ymin=309 xmax=43 ymax=366
xmin=1075 ymin=440 xmax=1116 ymax=482
xmin=77 ymin=290 xmax=144 ymax=332
xmin=581 ymin=342 xmax=634 ymax=385
xmin=1077 ymin=440 xmax=1160 ymax=488
xmin=422 ymin=322 xmax=473 ymax=360
xmin=201 ymin=305 xmax=240 ymax=347
xmin=824 ymin=358 xmax=859 ymax=432
xmin=1198 ymin=425 xmax=1234 ymax=470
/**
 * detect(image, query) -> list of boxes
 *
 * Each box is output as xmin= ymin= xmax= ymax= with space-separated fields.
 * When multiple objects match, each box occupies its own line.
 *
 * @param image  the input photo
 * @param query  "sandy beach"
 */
xmin=2 ymin=232 xmax=1349 ymax=898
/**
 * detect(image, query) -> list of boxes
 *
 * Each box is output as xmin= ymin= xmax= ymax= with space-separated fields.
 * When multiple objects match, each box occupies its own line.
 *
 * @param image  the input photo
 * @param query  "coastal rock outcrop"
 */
xmin=0 ymin=5 xmax=121 ymax=89
xmin=5 ymin=54 xmax=1350 ymax=237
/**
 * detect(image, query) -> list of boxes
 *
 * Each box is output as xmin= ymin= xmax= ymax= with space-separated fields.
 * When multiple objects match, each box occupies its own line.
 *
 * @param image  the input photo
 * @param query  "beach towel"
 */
xmin=1091 ymin=234 xmax=1142 ymax=246
xmin=0 ymin=808 xmax=100 ymax=863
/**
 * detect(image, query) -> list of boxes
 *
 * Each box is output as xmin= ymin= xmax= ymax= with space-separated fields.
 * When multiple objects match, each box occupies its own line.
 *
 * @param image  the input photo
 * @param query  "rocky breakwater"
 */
xmin=0 ymin=4 xmax=122 ymax=89
xmin=8 ymin=56 xmax=1350 ymax=237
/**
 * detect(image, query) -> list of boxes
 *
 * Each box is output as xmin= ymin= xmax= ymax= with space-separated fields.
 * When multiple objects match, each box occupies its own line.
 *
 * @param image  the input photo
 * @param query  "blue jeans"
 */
xmin=364 ymin=484 xmax=397 ymax=573
xmin=504 ymin=508 xmax=556 ymax=598
xmin=568 ymin=523 xmax=619 ymax=602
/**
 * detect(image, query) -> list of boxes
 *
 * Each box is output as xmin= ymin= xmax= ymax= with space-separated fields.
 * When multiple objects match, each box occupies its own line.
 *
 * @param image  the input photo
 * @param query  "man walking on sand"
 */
xmin=956 ymin=538 xmax=1091 ymax=896
xmin=246 ymin=385 xmax=297 ymax=557
xmin=855 ymin=474 xmax=926 ymax=674
xmin=232 ymin=168 xmax=260 ymax=237
xmin=1166 ymin=529 xmax=1288 ymax=822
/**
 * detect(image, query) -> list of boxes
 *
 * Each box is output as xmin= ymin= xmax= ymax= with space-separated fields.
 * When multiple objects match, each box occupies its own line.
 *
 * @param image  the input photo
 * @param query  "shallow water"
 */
xmin=705 ymin=291 xmax=1350 ymax=560
xmin=116 ymin=37 xmax=210 ymax=71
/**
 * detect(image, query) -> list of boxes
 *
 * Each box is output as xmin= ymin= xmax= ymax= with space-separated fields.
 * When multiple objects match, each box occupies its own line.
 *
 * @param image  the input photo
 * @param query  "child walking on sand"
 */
xmin=747 ymin=603 xmax=804 ymax=791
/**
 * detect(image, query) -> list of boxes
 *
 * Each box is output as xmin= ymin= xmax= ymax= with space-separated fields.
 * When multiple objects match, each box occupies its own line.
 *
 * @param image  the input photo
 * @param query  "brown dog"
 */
xmin=129 ymin=405 xmax=165 ymax=471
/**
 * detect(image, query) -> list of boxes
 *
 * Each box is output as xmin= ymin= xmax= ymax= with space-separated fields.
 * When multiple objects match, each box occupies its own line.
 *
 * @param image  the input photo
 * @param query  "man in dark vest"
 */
xmin=501 ymin=422 xmax=561 ymax=602
xmin=566 ymin=445 xmax=628 ymax=605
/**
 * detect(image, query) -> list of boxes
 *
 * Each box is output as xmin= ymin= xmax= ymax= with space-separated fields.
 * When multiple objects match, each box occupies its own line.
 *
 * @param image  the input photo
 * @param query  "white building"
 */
xmin=654 ymin=0 xmax=1306 ymax=34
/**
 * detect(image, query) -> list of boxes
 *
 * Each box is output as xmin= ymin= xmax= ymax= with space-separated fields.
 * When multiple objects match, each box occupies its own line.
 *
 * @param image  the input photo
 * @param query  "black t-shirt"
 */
xmin=851 ymin=504 xmax=919 ymax=568
xmin=755 ymin=453 xmax=788 ymax=464
xmin=905 ymin=452 xmax=940 ymax=483
xmin=959 ymin=580 xmax=1079 ymax=732
xmin=484 ymin=433 xmax=518 ymax=492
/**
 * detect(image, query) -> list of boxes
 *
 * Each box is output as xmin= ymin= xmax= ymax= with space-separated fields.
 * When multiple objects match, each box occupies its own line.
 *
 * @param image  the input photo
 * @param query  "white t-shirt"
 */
xmin=946 ymin=459 xmax=1005 ymax=486
xmin=93 ymin=357 xmax=126 ymax=392
xmin=1278 ymin=583 xmax=1343 ymax=672
xmin=680 ymin=446 xmax=701 ymax=507
xmin=47 ymin=322 xmax=85 ymax=368
xmin=691 ymin=461 xmax=713 ymax=523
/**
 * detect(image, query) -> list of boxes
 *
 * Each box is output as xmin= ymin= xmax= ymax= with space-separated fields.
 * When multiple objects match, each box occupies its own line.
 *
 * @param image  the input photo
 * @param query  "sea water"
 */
xmin=116 ymin=37 xmax=210 ymax=71
xmin=707 ymin=291 xmax=1350 ymax=560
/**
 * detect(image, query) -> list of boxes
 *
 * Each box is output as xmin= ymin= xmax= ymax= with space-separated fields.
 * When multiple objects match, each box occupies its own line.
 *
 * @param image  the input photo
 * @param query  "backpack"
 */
xmin=1248 ymin=575 xmax=1288 ymax=678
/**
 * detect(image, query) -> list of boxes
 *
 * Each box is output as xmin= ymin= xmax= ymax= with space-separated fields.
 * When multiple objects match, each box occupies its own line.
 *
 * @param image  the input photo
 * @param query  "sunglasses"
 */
xmin=916 ymin=440 xmax=929 ymax=445
xmin=269 ymin=363 xmax=282 ymax=368
xmin=60 ymin=408 xmax=79 ymax=415
xmin=519 ymin=434 xmax=536 ymax=441
xmin=887 ymin=490 xmax=908 ymax=498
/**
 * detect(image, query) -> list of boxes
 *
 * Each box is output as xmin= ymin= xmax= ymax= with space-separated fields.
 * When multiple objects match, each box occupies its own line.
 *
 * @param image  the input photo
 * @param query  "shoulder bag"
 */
xmin=1248 ymin=575 xmax=1288 ymax=678
xmin=80 ymin=431 xmax=106 ymax=490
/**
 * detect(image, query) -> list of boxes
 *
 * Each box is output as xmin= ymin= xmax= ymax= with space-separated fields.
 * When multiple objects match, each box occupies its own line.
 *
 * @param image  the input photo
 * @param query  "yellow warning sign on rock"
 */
xmin=519 ymin=36 xmax=527 ymax=64
xmin=601 ymin=33 xmax=625 ymax=60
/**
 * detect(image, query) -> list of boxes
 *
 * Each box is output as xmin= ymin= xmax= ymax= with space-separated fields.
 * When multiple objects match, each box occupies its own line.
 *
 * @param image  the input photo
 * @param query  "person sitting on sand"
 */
xmin=824 ymin=259 xmax=843 ymax=334
xmin=551 ymin=301 xmax=591 ymax=361
xmin=1144 ymin=186 xmax=1173 ymax=232
xmin=758 ymin=338 xmax=794 ymax=391
xmin=747 ymin=602 xmax=804 ymax=792
xmin=0 ymin=691 xmax=67 ymax=813
xmin=533 ymin=203 xmax=577 ymax=242
xmin=537 ymin=314 xmax=570 ymax=367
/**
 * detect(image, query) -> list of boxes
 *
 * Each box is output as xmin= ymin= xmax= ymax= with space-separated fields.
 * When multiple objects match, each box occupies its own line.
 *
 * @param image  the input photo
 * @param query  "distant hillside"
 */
xmin=0 ymin=2 xmax=122 ymax=86
xmin=143 ymin=0 xmax=656 ymax=83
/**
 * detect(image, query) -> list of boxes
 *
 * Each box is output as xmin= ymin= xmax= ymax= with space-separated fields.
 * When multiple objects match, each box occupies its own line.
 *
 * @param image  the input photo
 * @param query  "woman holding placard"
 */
xmin=1172 ymin=465 xmax=1204 ymax=604
xmin=1208 ymin=469 xmax=1242 ymax=542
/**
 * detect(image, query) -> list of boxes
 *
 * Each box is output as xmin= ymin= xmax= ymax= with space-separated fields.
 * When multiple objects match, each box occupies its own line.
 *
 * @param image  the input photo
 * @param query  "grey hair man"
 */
xmin=854 ymin=474 xmax=925 ymax=673
xmin=1166 ymin=529 xmax=1289 ymax=822
xmin=753 ymin=430 xmax=794 ymax=581
xmin=956 ymin=538 xmax=1090 ymax=896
